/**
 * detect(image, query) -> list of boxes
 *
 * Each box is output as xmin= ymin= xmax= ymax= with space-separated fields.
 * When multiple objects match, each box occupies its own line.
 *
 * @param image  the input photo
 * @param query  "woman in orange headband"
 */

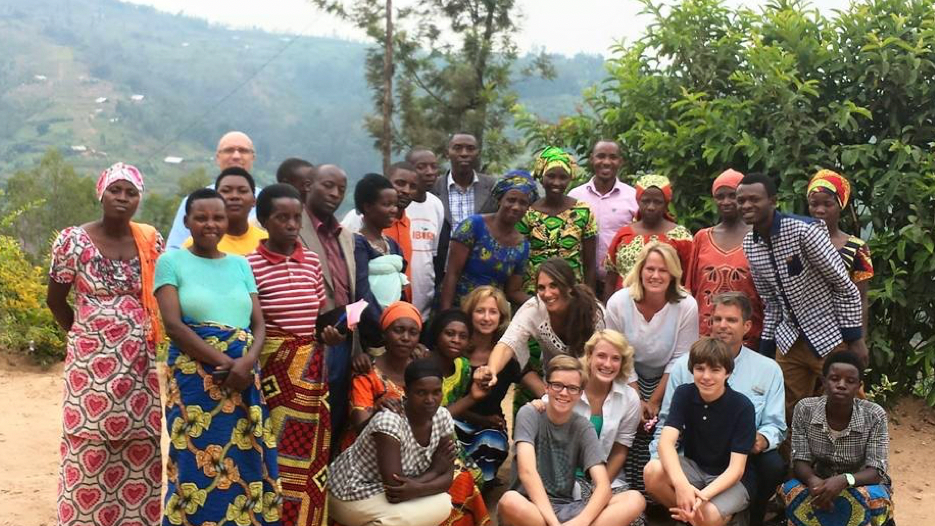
xmin=807 ymin=169 xmax=873 ymax=329
xmin=685 ymin=169 xmax=764 ymax=348
xmin=343 ymin=301 xmax=424 ymax=445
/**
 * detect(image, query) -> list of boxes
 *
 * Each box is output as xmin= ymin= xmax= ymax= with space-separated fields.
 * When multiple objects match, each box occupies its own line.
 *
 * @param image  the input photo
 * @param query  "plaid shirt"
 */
xmin=447 ymin=171 xmax=478 ymax=228
xmin=327 ymin=407 xmax=454 ymax=501
xmin=742 ymin=212 xmax=862 ymax=357
xmin=791 ymin=396 xmax=890 ymax=486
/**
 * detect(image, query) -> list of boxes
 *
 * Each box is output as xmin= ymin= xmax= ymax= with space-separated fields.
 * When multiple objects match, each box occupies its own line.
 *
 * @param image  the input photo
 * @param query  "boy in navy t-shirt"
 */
xmin=644 ymin=337 xmax=755 ymax=526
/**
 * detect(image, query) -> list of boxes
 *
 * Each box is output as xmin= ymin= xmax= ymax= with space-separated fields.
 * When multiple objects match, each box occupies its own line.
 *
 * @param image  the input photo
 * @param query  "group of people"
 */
xmin=46 ymin=128 xmax=893 ymax=526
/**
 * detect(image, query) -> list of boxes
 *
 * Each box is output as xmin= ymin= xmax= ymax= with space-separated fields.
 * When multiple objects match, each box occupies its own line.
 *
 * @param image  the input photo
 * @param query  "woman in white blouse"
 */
xmin=605 ymin=241 xmax=699 ymax=494
xmin=474 ymin=257 xmax=605 ymax=397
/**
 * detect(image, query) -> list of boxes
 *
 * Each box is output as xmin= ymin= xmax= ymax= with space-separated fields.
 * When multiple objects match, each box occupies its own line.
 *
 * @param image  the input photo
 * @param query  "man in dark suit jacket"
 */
xmin=430 ymin=133 xmax=498 ymax=287
xmin=432 ymin=133 xmax=498 ymax=225
xmin=299 ymin=163 xmax=359 ymax=450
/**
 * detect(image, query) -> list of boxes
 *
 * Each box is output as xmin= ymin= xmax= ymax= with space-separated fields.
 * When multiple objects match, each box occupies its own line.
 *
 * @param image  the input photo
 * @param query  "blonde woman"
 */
xmin=457 ymin=286 xmax=537 ymax=485
xmin=462 ymin=286 xmax=511 ymax=369
xmin=605 ymin=241 xmax=699 ymax=494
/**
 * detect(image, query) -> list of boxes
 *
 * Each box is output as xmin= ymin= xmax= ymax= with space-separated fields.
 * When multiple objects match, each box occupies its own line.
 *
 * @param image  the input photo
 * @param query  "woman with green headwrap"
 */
xmin=516 ymin=147 xmax=598 ymax=294
xmin=511 ymin=148 xmax=598 ymax=417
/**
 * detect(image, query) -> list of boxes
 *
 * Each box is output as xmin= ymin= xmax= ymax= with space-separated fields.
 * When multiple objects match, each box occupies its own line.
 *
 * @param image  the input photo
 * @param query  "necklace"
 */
xmin=367 ymin=235 xmax=390 ymax=255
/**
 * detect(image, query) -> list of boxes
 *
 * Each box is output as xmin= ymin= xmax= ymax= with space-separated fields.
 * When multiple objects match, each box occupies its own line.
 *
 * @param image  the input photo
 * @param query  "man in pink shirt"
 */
xmin=568 ymin=140 xmax=638 ymax=297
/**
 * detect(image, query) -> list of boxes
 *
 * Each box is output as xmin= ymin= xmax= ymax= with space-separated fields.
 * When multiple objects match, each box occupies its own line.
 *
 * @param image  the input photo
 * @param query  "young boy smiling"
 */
xmin=498 ymin=355 xmax=639 ymax=526
xmin=643 ymin=337 xmax=755 ymax=526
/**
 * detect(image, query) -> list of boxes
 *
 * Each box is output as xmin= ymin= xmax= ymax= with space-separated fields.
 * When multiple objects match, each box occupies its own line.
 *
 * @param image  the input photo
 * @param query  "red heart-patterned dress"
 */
xmin=50 ymin=226 xmax=163 ymax=526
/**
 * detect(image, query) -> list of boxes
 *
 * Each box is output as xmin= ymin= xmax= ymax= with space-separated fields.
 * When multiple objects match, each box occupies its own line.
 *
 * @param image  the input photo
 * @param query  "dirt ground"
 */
xmin=0 ymin=354 xmax=932 ymax=526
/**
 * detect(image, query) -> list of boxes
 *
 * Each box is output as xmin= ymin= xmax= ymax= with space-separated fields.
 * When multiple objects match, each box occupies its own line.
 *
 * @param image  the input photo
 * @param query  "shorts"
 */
xmin=678 ymin=455 xmax=749 ymax=517
xmin=575 ymin=475 xmax=632 ymax=500
xmin=550 ymin=498 xmax=589 ymax=523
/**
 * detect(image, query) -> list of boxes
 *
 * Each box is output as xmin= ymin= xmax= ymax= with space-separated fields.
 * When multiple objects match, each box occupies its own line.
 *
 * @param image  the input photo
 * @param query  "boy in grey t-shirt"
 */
xmin=499 ymin=356 xmax=644 ymax=526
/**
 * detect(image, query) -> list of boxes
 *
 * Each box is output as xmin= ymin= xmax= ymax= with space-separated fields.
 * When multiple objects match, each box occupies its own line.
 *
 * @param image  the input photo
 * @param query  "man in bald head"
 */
xmin=166 ymin=131 xmax=262 ymax=249
xmin=297 ymin=163 xmax=366 ymax=449
xmin=215 ymin=131 xmax=256 ymax=171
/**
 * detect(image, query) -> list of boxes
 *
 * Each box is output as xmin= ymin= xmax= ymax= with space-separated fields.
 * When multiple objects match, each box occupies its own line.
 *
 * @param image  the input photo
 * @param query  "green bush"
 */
xmin=516 ymin=0 xmax=935 ymax=404
xmin=0 ymin=234 xmax=65 ymax=364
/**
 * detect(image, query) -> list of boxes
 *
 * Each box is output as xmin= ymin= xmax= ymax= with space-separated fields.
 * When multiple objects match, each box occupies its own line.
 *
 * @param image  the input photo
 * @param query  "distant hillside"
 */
xmin=0 ymin=0 xmax=604 ymax=192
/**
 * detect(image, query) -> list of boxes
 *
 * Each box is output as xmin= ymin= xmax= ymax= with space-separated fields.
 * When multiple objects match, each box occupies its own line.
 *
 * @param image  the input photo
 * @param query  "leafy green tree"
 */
xmin=0 ymin=149 xmax=98 ymax=259
xmin=0 ymin=232 xmax=65 ymax=363
xmin=312 ymin=0 xmax=553 ymax=171
xmin=517 ymin=0 xmax=935 ymax=403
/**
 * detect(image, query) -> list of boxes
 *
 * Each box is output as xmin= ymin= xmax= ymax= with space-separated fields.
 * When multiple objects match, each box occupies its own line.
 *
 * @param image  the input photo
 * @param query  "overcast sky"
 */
xmin=122 ymin=0 xmax=853 ymax=56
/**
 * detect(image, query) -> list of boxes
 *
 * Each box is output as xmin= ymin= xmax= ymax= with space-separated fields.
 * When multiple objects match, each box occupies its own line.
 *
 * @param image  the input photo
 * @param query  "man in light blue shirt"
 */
xmin=166 ymin=131 xmax=260 ymax=248
xmin=650 ymin=291 xmax=786 ymax=526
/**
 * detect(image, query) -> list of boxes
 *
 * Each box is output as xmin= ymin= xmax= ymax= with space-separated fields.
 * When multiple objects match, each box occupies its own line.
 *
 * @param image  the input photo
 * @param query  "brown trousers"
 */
xmin=776 ymin=338 xmax=832 ymax=424
xmin=776 ymin=338 xmax=865 ymax=424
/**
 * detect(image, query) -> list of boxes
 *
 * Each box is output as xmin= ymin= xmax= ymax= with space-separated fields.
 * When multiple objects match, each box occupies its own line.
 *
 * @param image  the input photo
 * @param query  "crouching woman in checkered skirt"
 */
xmin=327 ymin=359 xmax=457 ymax=526
xmin=780 ymin=351 xmax=894 ymax=526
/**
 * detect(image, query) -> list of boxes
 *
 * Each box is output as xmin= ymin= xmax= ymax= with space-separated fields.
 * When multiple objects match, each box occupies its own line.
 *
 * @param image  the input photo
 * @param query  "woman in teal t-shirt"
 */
xmin=154 ymin=188 xmax=281 ymax=525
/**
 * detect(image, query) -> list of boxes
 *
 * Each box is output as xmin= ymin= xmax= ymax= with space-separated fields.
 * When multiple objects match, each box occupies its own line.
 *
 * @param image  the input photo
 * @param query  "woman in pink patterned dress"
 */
xmin=47 ymin=163 xmax=164 ymax=526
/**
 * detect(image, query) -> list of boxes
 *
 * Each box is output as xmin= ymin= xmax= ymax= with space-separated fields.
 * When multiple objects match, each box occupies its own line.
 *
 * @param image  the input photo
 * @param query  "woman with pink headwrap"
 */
xmin=46 ymin=162 xmax=165 ymax=526
xmin=686 ymin=169 xmax=764 ymax=347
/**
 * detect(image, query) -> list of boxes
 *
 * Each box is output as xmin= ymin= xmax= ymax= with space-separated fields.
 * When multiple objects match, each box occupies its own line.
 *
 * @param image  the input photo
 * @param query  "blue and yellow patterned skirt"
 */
xmin=780 ymin=478 xmax=894 ymax=526
xmin=163 ymin=321 xmax=281 ymax=526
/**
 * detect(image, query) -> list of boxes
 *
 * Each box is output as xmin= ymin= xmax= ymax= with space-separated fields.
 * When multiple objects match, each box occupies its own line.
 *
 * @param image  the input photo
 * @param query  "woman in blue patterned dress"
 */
xmin=439 ymin=171 xmax=537 ymax=309
xmin=154 ymin=188 xmax=280 ymax=526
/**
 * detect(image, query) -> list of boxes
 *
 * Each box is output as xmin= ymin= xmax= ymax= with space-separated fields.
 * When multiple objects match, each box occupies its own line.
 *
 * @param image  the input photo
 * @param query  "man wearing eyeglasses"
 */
xmin=166 ymin=131 xmax=262 ymax=249
xmin=498 ymin=355 xmax=642 ymax=526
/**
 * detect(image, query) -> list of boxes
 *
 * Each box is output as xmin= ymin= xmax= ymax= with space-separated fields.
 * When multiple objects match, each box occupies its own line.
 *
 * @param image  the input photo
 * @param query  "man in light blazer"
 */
xmin=431 ymin=133 xmax=498 ymax=288
xmin=299 ymin=163 xmax=358 ymax=449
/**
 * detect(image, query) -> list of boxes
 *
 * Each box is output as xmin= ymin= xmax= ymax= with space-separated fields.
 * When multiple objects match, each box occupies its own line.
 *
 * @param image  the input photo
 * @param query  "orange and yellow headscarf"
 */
xmin=635 ymin=174 xmax=675 ymax=221
xmin=808 ymin=169 xmax=852 ymax=209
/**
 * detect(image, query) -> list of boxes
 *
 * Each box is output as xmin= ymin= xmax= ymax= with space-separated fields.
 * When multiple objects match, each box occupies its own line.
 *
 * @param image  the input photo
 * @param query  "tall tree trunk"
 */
xmin=382 ymin=0 xmax=393 ymax=174
xmin=472 ymin=3 xmax=498 ymax=156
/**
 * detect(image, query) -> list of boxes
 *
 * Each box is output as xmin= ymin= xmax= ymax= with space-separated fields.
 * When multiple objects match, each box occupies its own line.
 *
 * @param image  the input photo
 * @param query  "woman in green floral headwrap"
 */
xmin=516 ymin=147 xmax=598 ymax=294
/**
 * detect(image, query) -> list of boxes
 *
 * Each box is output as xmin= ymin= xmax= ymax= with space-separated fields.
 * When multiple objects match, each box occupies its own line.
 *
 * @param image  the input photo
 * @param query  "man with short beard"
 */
xmin=651 ymin=292 xmax=786 ymax=526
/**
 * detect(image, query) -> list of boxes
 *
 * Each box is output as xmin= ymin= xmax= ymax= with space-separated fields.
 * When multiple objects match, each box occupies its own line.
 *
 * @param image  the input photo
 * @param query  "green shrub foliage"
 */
xmin=0 ymin=234 xmax=65 ymax=364
xmin=516 ymin=0 xmax=935 ymax=404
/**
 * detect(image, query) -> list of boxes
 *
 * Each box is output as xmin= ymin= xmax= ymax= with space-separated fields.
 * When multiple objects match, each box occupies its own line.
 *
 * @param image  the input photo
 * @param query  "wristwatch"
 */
xmin=844 ymin=473 xmax=856 ymax=487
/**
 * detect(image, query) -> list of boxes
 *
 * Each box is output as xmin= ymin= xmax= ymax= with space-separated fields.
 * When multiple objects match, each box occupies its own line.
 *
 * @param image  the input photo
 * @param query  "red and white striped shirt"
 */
xmin=247 ymin=242 xmax=326 ymax=337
